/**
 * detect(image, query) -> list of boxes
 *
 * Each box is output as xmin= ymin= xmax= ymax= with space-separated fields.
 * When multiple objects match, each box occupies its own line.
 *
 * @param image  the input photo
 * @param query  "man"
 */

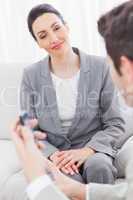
xmin=11 ymin=0 xmax=133 ymax=200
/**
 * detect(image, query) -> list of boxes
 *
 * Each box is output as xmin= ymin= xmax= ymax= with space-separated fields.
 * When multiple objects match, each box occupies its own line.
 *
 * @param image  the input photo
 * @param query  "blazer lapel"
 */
xmin=68 ymin=49 xmax=91 ymax=133
xmin=40 ymin=56 xmax=62 ymax=134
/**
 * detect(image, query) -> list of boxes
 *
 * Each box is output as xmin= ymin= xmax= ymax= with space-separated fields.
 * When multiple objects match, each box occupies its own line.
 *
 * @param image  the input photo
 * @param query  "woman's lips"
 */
xmin=51 ymin=41 xmax=64 ymax=50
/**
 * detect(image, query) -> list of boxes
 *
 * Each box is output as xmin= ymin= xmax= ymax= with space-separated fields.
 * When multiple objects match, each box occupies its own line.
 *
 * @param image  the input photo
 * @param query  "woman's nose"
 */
xmin=49 ymin=33 xmax=58 ymax=44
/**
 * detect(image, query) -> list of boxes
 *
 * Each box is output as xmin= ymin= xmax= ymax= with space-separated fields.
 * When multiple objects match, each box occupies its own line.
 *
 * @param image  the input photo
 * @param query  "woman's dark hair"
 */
xmin=27 ymin=4 xmax=65 ymax=40
xmin=98 ymin=0 xmax=133 ymax=75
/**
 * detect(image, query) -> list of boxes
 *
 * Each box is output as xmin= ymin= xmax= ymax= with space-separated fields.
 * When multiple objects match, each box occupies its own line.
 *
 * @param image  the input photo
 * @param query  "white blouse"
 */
xmin=51 ymin=70 xmax=80 ymax=135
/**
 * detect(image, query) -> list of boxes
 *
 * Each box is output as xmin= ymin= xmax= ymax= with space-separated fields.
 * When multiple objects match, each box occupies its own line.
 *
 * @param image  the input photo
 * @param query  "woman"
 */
xmin=20 ymin=3 xmax=125 ymax=184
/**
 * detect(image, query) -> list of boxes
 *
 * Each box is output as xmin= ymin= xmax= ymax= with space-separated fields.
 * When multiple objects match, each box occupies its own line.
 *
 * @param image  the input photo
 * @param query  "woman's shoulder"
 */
xmin=21 ymin=56 xmax=49 ymax=87
xmin=23 ymin=56 xmax=49 ymax=78
xmin=24 ymin=57 xmax=48 ymax=73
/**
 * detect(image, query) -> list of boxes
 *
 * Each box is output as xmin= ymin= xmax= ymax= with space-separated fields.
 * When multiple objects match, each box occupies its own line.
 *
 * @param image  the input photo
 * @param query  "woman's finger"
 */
xmin=76 ymin=160 xmax=83 ymax=168
xmin=71 ymin=164 xmax=79 ymax=174
xmin=64 ymin=159 xmax=75 ymax=168
xmin=61 ymin=167 xmax=70 ymax=174
xmin=65 ymin=166 xmax=75 ymax=175
xmin=54 ymin=151 xmax=71 ymax=165
xmin=57 ymin=155 xmax=73 ymax=168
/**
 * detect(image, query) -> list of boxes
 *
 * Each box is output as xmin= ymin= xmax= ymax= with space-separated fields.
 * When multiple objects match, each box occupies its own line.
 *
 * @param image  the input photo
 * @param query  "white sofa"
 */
xmin=0 ymin=63 xmax=133 ymax=198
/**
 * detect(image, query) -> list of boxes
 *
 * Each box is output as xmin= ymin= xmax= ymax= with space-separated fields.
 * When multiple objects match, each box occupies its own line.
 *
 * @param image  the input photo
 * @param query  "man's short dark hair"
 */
xmin=27 ymin=4 xmax=65 ymax=40
xmin=98 ymin=0 xmax=133 ymax=75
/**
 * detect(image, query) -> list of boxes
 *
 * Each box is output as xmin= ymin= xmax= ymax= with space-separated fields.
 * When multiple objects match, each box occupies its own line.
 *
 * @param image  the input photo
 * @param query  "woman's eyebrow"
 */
xmin=51 ymin=22 xmax=59 ymax=28
xmin=37 ymin=22 xmax=59 ymax=35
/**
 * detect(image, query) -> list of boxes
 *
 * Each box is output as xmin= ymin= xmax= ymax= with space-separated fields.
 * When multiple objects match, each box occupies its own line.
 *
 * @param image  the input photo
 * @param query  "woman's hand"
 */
xmin=50 ymin=151 xmax=79 ymax=175
xmin=54 ymin=147 xmax=96 ymax=169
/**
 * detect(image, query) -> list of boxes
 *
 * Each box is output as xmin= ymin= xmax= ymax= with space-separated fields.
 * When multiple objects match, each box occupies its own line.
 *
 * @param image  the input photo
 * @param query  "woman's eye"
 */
xmin=54 ymin=26 xmax=61 ymax=31
xmin=39 ymin=34 xmax=47 ymax=39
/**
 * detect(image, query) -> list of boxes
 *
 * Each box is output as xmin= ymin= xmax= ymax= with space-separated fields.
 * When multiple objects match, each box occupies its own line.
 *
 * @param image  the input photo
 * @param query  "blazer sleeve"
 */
xmin=89 ymin=157 xmax=133 ymax=200
xmin=20 ymin=68 xmax=59 ymax=158
xmin=88 ymin=182 xmax=127 ymax=200
xmin=85 ymin=61 xmax=125 ymax=157
xmin=34 ymin=184 xmax=69 ymax=200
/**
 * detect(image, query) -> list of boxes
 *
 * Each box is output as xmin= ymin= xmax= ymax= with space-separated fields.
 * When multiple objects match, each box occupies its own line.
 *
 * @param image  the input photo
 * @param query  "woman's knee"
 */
xmin=83 ymin=153 xmax=116 ymax=175
xmin=82 ymin=153 xmax=117 ymax=183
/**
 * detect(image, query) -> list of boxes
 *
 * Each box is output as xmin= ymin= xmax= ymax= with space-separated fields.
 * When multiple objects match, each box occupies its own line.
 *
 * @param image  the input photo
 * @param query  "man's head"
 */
xmin=98 ymin=0 xmax=133 ymax=106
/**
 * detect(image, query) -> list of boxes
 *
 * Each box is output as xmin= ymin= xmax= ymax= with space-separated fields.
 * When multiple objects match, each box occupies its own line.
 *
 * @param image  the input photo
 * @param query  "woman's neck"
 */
xmin=50 ymin=47 xmax=80 ymax=78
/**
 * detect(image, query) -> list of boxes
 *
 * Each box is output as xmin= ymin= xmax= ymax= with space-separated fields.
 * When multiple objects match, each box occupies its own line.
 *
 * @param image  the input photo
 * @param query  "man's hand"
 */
xmin=12 ymin=118 xmax=47 ymax=150
xmin=12 ymin=125 xmax=45 ymax=182
xmin=20 ymin=117 xmax=47 ymax=151
xmin=11 ymin=119 xmax=46 ymax=182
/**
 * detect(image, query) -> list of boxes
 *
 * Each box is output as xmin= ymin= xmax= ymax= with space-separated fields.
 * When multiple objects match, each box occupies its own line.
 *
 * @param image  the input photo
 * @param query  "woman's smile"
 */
xmin=51 ymin=40 xmax=64 ymax=50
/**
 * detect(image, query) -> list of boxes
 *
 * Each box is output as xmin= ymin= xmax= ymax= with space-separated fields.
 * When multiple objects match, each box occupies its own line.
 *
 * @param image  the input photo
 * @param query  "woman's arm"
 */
xmin=20 ymin=68 xmax=59 ymax=158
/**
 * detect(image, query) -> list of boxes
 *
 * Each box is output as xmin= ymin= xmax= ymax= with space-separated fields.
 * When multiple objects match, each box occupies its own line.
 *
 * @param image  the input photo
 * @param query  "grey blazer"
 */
xmin=20 ymin=48 xmax=125 ymax=158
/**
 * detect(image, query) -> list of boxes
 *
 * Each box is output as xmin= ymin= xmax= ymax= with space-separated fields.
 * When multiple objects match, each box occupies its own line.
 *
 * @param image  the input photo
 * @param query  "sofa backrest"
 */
xmin=0 ymin=63 xmax=27 ymax=139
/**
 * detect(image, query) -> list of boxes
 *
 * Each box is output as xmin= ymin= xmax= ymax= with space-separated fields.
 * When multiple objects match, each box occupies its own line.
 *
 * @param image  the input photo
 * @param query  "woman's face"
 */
xmin=32 ymin=13 xmax=70 ymax=56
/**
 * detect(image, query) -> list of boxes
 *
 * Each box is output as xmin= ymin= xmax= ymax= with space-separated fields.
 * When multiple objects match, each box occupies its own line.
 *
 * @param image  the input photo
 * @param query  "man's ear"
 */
xmin=120 ymin=56 xmax=133 ymax=80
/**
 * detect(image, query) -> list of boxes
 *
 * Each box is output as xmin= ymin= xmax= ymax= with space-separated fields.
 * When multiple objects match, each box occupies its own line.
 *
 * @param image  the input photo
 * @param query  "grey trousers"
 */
xmin=68 ymin=153 xmax=117 ymax=184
